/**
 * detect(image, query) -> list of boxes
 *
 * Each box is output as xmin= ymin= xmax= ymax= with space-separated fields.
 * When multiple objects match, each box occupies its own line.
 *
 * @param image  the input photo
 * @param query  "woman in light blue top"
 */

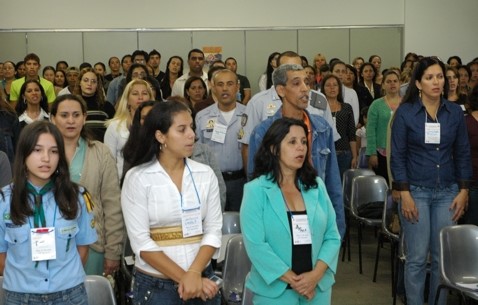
xmin=241 ymin=118 xmax=340 ymax=305
xmin=0 ymin=121 xmax=97 ymax=305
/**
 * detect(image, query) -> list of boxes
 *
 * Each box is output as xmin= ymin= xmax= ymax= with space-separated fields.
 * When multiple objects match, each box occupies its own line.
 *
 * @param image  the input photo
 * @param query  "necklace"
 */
xmin=384 ymin=96 xmax=400 ymax=114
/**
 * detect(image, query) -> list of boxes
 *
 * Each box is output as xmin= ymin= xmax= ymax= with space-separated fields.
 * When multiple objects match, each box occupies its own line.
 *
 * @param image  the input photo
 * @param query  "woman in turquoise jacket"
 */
xmin=240 ymin=118 xmax=340 ymax=305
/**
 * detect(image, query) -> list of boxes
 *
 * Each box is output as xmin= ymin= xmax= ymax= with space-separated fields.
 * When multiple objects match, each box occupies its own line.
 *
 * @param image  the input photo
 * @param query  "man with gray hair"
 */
xmin=247 ymin=63 xmax=345 ymax=238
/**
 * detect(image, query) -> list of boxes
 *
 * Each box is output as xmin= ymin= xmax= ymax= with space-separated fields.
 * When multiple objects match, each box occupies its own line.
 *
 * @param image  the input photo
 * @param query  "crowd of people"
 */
xmin=0 ymin=48 xmax=477 ymax=305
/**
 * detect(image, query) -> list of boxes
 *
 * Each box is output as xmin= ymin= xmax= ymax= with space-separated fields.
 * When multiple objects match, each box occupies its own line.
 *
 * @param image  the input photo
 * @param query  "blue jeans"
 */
xmin=133 ymin=265 xmax=220 ymax=305
xmin=399 ymin=184 xmax=458 ymax=305
xmin=336 ymin=150 xmax=352 ymax=182
xmin=5 ymin=283 xmax=87 ymax=305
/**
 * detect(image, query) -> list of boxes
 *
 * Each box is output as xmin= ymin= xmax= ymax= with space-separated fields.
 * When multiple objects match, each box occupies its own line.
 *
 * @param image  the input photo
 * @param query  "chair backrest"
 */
xmin=0 ymin=276 xmax=4 ymax=305
xmin=222 ymin=235 xmax=251 ymax=301
xmin=439 ymin=225 xmax=478 ymax=288
xmin=382 ymin=194 xmax=399 ymax=241
xmin=222 ymin=212 xmax=241 ymax=234
xmin=350 ymin=175 xmax=388 ymax=220
xmin=342 ymin=168 xmax=375 ymax=210
xmin=85 ymin=275 xmax=117 ymax=305
xmin=84 ymin=120 xmax=107 ymax=142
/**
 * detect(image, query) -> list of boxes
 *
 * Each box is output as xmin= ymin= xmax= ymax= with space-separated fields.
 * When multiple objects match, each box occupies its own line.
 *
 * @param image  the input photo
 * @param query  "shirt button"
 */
xmin=44 ymin=278 xmax=48 ymax=282
xmin=437 ymin=164 xmax=440 ymax=168
xmin=436 ymin=147 xmax=439 ymax=151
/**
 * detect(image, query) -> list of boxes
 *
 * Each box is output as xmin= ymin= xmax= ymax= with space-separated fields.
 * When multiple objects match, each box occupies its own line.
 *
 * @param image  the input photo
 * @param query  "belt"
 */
xmin=150 ymin=226 xmax=202 ymax=246
xmin=222 ymin=169 xmax=245 ymax=181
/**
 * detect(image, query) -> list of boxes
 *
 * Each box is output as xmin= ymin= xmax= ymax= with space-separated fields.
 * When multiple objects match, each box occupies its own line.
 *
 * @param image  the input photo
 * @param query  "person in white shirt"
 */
xmin=121 ymin=101 xmax=222 ymax=304
xmin=171 ymin=49 xmax=209 ymax=98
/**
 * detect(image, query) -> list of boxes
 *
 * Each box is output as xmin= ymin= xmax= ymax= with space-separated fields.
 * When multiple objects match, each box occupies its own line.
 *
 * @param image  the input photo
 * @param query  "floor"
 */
xmin=332 ymin=224 xmax=400 ymax=305
xmin=332 ymin=223 xmax=464 ymax=305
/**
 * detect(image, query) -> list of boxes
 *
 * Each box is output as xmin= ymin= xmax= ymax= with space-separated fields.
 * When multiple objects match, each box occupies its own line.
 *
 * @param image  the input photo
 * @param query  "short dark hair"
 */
xmin=149 ymin=49 xmax=161 ymax=58
xmin=207 ymin=66 xmax=226 ymax=81
xmin=121 ymin=54 xmax=132 ymax=64
xmin=447 ymin=56 xmax=462 ymax=66
xmin=132 ymin=50 xmax=149 ymax=62
xmin=253 ymin=118 xmax=318 ymax=190
xmin=188 ymin=49 xmax=204 ymax=60
xmin=24 ymin=53 xmax=40 ymax=64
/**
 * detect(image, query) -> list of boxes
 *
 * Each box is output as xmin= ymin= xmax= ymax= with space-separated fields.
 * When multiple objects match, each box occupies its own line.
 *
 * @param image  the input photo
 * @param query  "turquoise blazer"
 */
xmin=240 ymin=175 xmax=340 ymax=299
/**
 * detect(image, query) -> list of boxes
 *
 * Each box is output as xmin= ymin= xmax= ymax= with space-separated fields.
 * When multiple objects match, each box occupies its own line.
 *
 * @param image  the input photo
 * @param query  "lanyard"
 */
xmin=180 ymin=159 xmax=202 ymax=211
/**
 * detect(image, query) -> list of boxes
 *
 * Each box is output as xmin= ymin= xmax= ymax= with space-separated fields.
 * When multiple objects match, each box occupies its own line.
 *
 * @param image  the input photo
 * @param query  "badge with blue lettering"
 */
xmin=291 ymin=215 xmax=312 ymax=245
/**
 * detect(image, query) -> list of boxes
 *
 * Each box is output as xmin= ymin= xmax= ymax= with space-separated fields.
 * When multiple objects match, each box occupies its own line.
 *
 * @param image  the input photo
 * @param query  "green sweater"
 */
xmin=366 ymin=97 xmax=393 ymax=156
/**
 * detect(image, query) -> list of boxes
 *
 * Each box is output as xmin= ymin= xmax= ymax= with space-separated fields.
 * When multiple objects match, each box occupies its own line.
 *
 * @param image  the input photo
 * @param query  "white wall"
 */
xmin=404 ymin=0 xmax=478 ymax=64
xmin=2 ymin=0 xmax=404 ymax=29
xmin=2 ymin=0 xmax=477 ymax=64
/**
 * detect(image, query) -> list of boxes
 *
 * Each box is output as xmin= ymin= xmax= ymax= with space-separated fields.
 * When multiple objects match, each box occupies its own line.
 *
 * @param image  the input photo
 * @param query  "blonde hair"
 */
xmin=106 ymin=79 xmax=153 ymax=129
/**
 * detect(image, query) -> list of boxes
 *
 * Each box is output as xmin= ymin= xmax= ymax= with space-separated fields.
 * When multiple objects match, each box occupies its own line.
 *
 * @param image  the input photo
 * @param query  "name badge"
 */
xmin=31 ymin=227 xmax=56 ymax=261
xmin=291 ymin=215 xmax=312 ymax=245
xmin=425 ymin=122 xmax=440 ymax=144
xmin=181 ymin=207 xmax=203 ymax=238
xmin=211 ymin=123 xmax=228 ymax=144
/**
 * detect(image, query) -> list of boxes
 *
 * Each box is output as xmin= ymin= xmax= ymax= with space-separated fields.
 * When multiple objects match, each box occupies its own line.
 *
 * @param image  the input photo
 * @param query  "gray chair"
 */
xmin=350 ymin=175 xmax=388 ymax=274
xmin=373 ymin=194 xmax=400 ymax=298
xmin=0 ymin=276 xmax=4 ymax=305
xmin=341 ymin=168 xmax=375 ymax=262
xmin=435 ymin=225 xmax=478 ymax=305
xmin=85 ymin=275 xmax=117 ymax=305
xmin=222 ymin=212 xmax=241 ymax=234
xmin=222 ymin=235 xmax=251 ymax=304
xmin=241 ymin=273 xmax=253 ymax=305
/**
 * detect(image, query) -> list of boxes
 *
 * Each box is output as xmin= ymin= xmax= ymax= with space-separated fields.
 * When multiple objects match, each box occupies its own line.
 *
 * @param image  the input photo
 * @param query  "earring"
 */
xmin=23 ymin=98 xmax=27 ymax=105
xmin=164 ymin=143 xmax=168 ymax=149
xmin=419 ymin=90 xmax=422 ymax=99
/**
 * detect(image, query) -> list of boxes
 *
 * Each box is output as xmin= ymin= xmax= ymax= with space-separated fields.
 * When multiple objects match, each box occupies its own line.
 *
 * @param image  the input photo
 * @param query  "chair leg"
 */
xmin=390 ymin=241 xmax=396 ymax=297
xmin=347 ymin=227 xmax=351 ymax=261
xmin=341 ymin=210 xmax=351 ymax=262
xmin=358 ymin=223 xmax=363 ymax=274
xmin=434 ymin=285 xmax=444 ymax=305
xmin=341 ymin=226 xmax=348 ymax=262
xmin=373 ymin=232 xmax=382 ymax=282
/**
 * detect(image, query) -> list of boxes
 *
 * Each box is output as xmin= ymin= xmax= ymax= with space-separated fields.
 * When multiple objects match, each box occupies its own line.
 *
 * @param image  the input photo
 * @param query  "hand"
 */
xmin=178 ymin=271 xmax=203 ymax=301
xmin=350 ymin=156 xmax=358 ymax=169
xmin=201 ymin=278 xmax=219 ymax=301
xmin=392 ymin=190 xmax=401 ymax=203
xmin=450 ymin=189 xmax=469 ymax=222
xmin=290 ymin=269 xmax=323 ymax=298
xmin=103 ymin=259 xmax=120 ymax=276
xmin=400 ymin=191 xmax=419 ymax=223
xmin=368 ymin=155 xmax=378 ymax=169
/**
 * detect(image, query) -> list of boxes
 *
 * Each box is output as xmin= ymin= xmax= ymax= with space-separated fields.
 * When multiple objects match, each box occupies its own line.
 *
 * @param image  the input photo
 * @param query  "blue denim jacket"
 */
xmin=248 ymin=108 xmax=345 ymax=238
xmin=390 ymin=97 xmax=472 ymax=190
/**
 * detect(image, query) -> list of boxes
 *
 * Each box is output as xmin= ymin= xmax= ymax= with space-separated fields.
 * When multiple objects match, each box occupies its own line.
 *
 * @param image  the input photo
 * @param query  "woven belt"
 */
xmin=150 ymin=226 xmax=203 ymax=246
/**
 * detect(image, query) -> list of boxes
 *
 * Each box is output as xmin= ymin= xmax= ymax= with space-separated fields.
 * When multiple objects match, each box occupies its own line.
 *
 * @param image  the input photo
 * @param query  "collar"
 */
xmin=411 ymin=97 xmax=449 ymax=116
xmin=18 ymin=108 xmax=50 ymax=124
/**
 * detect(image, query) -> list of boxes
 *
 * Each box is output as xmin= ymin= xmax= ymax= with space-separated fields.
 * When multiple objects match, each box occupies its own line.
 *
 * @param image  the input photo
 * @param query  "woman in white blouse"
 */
xmin=104 ymin=79 xmax=153 ymax=177
xmin=121 ymin=101 xmax=222 ymax=304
